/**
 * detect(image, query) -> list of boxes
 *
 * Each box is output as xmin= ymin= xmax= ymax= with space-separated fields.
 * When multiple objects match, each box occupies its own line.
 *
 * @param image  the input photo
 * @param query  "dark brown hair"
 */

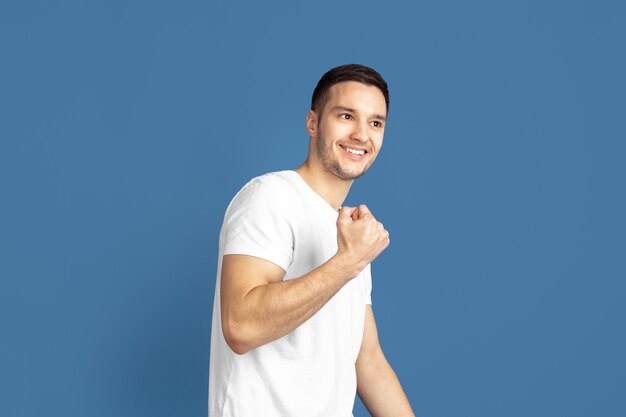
xmin=311 ymin=64 xmax=389 ymax=116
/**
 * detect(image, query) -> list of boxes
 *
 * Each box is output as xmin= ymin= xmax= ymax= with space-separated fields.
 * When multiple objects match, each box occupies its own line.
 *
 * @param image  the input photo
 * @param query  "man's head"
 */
xmin=306 ymin=64 xmax=389 ymax=181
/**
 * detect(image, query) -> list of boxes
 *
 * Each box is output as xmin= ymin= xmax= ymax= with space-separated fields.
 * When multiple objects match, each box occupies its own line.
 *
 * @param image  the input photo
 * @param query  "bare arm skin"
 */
xmin=221 ymin=204 xmax=389 ymax=355
xmin=356 ymin=305 xmax=415 ymax=417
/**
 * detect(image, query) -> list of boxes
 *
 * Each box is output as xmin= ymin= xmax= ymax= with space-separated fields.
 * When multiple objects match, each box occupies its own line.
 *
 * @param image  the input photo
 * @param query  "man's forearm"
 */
xmin=357 ymin=351 xmax=415 ymax=417
xmin=226 ymin=254 xmax=360 ymax=354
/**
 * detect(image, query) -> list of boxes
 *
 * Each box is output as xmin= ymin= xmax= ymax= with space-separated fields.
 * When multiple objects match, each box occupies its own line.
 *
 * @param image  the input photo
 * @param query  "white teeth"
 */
xmin=344 ymin=146 xmax=365 ymax=155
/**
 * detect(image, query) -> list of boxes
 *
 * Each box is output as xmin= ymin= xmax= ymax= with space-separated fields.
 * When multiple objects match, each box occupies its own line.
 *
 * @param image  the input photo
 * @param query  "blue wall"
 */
xmin=1 ymin=1 xmax=624 ymax=416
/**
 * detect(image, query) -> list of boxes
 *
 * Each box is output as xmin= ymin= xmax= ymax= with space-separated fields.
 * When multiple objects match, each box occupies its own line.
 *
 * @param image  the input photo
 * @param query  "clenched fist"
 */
xmin=336 ymin=204 xmax=390 ymax=276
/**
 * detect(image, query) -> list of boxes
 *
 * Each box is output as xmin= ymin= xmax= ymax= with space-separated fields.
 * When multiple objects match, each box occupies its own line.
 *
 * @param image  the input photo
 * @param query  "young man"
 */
xmin=208 ymin=64 xmax=414 ymax=416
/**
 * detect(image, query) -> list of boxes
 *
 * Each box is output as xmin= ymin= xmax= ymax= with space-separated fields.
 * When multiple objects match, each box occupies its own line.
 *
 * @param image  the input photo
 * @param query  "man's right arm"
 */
xmin=220 ymin=204 xmax=389 ymax=355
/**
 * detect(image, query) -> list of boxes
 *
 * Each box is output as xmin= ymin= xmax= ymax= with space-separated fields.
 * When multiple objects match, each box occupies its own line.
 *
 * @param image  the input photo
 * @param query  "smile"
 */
xmin=339 ymin=144 xmax=367 ymax=156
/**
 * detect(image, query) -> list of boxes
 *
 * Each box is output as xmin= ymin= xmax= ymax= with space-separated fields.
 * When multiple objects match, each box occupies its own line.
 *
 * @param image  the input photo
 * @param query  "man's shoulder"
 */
xmin=227 ymin=170 xmax=297 ymax=212
xmin=246 ymin=170 xmax=295 ymax=189
xmin=237 ymin=170 xmax=295 ymax=196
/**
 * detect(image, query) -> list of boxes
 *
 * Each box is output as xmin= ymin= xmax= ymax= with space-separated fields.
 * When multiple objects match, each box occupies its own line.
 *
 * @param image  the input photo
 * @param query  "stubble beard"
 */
xmin=315 ymin=122 xmax=370 ymax=181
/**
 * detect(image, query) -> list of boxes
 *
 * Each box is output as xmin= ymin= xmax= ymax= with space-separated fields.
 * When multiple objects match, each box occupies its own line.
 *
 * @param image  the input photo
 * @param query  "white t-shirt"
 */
xmin=208 ymin=170 xmax=372 ymax=417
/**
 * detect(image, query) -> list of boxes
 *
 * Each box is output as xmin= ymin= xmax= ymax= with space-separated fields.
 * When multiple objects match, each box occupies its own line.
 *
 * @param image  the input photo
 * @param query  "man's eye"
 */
xmin=371 ymin=121 xmax=382 ymax=127
xmin=340 ymin=114 xmax=352 ymax=120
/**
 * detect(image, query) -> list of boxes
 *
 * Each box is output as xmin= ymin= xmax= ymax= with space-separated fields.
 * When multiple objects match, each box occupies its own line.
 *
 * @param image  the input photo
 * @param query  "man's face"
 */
xmin=311 ymin=81 xmax=387 ymax=180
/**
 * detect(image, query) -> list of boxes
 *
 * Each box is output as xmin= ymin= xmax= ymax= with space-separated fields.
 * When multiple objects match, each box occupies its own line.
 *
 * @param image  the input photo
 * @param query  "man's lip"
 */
xmin=339 ymin=144 xmax=369 ymax=153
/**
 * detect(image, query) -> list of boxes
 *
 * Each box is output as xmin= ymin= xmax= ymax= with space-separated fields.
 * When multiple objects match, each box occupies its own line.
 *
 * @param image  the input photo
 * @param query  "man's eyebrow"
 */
xmin=329 ymin=105 xmax=387 ymax=121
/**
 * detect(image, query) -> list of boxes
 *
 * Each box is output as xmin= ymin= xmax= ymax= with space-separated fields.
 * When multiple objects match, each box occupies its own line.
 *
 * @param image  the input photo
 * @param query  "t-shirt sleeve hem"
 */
xmin=222 ymin=247 xmax=292 ymax=273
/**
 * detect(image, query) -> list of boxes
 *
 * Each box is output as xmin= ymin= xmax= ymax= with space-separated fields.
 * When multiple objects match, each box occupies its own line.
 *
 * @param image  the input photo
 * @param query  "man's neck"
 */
xmin=294 ymin=163 xmax=353 ymax=211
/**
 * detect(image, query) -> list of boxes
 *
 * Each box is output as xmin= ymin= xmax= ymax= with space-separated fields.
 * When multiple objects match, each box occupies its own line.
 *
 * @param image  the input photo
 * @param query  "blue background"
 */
xmin=1 ymin=1 xmax=624 ymax=416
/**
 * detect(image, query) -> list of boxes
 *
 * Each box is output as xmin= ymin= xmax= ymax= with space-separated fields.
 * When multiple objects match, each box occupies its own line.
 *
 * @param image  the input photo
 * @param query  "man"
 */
xmin=208 ymin=64 xmax=414 ymax=416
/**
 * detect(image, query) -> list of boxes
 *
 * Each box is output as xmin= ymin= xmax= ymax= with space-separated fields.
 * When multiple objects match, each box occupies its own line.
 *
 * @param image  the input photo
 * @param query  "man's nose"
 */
xmin=351 ymin=121 xmax=370 ymax=142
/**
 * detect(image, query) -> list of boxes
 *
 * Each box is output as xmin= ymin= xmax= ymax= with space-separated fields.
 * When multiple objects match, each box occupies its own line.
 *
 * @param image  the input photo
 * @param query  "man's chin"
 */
xmin=333 ymin=166 xmax=369 ymax=181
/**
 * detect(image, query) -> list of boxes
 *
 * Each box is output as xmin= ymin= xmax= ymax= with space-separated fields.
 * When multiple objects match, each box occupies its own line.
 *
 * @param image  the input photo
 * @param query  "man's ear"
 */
xmin=305 ymin=109 xmax=318 ymax=137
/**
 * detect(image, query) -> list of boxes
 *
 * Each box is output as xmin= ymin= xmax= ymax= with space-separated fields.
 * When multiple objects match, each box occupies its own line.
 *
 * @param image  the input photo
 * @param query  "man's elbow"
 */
xmin=222 ymin=318 xmax=254 ymax=355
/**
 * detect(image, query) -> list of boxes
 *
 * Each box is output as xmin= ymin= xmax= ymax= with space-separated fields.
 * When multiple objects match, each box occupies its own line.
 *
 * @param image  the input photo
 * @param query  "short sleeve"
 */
xmin=221 ymin=178 xmax=294 ymax=272
xmin=364 ymin=263 xmax=372 ymax=305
